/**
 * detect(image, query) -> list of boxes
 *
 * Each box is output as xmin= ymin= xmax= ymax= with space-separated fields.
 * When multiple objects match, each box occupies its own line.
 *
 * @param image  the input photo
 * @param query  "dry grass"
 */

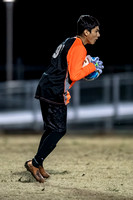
xmin=0 ymin=132 xmax=133 ymax=200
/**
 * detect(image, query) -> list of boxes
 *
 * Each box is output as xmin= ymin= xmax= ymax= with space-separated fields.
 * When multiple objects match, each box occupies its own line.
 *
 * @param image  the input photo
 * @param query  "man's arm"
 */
xmin=67 ymin=45 xmax=96 ymax=82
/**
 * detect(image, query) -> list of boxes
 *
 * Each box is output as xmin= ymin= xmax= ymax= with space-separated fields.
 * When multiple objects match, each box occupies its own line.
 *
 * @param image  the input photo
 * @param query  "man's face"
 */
xmin=86 ymin=26 xmax=100 ymax=45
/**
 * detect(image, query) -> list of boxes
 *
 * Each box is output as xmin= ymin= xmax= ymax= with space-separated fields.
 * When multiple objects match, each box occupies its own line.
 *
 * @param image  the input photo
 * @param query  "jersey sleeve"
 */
xmin=67 ymin=44 xmax=96 ymax=82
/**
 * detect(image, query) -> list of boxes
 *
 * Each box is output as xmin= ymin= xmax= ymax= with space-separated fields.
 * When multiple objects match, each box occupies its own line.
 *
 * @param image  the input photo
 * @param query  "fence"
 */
xmin=0 ymin=72 xmax=133 ymax=130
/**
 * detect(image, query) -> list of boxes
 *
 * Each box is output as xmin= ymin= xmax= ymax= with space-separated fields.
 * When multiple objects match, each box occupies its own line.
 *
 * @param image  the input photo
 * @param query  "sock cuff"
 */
xmin=32 ymin=157 xmax=39 ymax=168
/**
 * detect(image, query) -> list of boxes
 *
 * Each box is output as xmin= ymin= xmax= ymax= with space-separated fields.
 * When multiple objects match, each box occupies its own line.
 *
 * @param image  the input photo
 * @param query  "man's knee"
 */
xmin=51 ymin=130 xmax=66 ymax=144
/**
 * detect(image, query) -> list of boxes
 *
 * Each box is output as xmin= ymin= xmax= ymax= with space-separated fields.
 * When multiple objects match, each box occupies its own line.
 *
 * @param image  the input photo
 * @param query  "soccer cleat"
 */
xmin=24 ymin=160 xmax=45 ymax=183
xmin=39 ymin=166 xmax=50 ymax=178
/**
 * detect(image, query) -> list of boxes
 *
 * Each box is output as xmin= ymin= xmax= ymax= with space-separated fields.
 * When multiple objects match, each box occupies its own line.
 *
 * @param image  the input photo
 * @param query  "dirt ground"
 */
xmin=0 ymin=131 xmax=133 ymax=200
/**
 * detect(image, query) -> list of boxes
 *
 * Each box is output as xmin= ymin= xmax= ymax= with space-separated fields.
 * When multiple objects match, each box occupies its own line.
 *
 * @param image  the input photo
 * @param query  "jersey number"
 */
xmin=52 ymin=43 xmax=65 ymax=58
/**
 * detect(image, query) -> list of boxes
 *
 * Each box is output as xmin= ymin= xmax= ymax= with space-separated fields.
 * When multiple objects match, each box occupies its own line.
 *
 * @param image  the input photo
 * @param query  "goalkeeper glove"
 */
xmin=87 ymin=56 xmax=104 ymax=73
xmin=84 ymin=56 xmax=104 ymax=81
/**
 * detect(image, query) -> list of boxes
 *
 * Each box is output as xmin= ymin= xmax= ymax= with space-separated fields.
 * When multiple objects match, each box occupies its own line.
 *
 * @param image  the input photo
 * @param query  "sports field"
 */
xmin=0 ymin=131 xmax=133 ymax=200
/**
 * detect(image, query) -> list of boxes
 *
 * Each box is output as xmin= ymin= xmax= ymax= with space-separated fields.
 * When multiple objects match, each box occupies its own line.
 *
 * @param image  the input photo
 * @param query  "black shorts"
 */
xmin=40 ymin=100 xmax=67 ymax=133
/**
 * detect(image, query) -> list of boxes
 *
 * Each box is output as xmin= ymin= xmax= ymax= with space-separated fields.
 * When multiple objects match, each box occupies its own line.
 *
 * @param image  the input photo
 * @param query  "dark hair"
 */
xmin=77 ymin=15 xmax=100 ymax=35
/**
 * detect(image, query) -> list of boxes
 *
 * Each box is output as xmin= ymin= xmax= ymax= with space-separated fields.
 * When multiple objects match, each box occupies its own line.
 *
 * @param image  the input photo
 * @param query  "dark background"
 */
xmin=0 ymin=0 xmax=132 ymax=80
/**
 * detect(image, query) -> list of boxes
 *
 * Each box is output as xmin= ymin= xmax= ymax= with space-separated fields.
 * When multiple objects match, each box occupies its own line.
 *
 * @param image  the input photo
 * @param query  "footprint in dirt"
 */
xmin=12 ymin=171 xmax=35 ymax=183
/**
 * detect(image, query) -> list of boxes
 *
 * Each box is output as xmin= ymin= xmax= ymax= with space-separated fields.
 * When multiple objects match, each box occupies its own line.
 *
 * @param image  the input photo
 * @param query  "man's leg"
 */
xmin=25 ymin=101 xmax=67 ymax=182
xmin=37 ymin=130 xmax=50 ymax=154
xmin=32 ymin=130 xmax=66 ymax=168
xmin=36 ymin=101 xmax=51 ymax=158
xmin=24 ymin=101 xmax=50 ymax=182
xmin=32 ymin=101 xmax=67 ymax=167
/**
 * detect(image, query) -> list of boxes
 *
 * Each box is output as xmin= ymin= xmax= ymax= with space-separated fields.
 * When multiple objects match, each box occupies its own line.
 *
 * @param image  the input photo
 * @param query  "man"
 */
xmin=25 ymin=15 xmax=103 ymax=183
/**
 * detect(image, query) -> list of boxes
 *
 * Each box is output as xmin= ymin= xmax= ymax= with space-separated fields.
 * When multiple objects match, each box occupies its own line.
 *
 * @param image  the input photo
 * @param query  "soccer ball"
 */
xmin=84 ymin=71 xmax=99 ymax=81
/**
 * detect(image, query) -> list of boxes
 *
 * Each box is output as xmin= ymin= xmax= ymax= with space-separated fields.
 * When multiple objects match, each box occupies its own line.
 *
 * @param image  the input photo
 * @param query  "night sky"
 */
xmin=0 ymin=0 xmax=132 ymax=79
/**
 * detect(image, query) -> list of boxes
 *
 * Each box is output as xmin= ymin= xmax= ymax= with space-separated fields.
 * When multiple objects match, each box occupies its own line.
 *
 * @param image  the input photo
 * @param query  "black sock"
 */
xmin=33 ymin=131 xmax=66 ymax=166
xmin=37 ymin=130 xmax=50 ymax=153
xmin=32 ymin=157 xmax=40 ymax=168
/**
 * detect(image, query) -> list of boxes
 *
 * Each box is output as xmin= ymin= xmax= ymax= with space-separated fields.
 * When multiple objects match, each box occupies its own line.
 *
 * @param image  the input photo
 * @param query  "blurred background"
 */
xmin=0 ymin=0 xmax=133 ymax=133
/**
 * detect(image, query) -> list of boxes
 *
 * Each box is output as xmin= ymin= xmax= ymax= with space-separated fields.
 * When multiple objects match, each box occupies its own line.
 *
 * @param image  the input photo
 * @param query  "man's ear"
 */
xmin=84 ymin=29 xmax=90 ymax=37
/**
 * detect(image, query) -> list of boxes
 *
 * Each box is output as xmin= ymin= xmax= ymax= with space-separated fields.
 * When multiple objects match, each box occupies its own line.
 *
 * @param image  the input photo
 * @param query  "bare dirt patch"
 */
xmin=0 ymin=132 xmax=133 ymax=200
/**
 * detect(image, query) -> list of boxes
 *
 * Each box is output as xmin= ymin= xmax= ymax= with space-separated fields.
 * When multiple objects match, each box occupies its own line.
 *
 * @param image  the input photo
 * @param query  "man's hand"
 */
xmin=83 ymin=55 xmax=104 ymax=81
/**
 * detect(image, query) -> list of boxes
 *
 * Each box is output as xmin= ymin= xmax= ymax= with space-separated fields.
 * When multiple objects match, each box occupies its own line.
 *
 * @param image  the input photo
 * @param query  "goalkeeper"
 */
xmin=25 ymin=15 xmax=104 ymax=183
